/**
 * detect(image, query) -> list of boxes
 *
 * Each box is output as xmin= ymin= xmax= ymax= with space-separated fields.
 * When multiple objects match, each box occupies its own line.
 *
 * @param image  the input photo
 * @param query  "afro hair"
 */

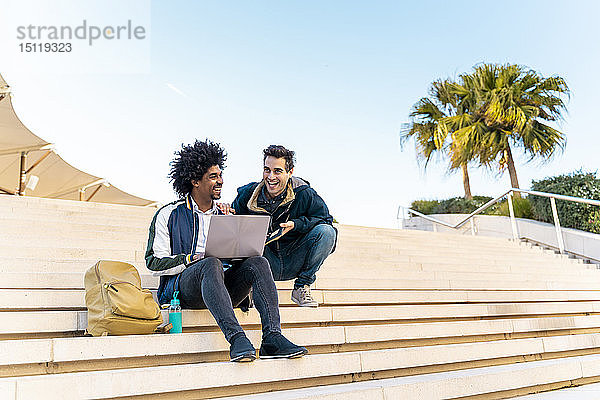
xmin=169 ymin=139 xmax=227 ymax=198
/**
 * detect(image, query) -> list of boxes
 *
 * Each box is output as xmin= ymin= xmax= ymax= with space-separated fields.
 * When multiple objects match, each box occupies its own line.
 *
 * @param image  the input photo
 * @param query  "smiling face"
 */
xmin=191 ymin=165 xmax=223 ymax=210
xmin=263 ymin=156 xmax=293 ymax=198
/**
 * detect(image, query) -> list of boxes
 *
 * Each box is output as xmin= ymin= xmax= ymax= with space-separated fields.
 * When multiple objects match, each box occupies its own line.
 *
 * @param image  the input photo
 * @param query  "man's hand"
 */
xmin=192 ymin=253 xmax=203 ymax=261
xmin=280 ymin=221 xmax=295 ymax=237
xmin=216 ymin=203 xmax=235 ymax=215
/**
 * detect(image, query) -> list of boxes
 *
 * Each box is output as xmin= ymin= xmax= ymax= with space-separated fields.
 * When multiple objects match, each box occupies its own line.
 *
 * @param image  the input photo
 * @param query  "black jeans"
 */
xmin=177 ymin=256 xmax=281 ymax=342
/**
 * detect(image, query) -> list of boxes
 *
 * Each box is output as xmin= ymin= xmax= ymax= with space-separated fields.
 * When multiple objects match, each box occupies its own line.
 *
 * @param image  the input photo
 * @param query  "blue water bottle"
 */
xmin=169 ymin=291 xmax=182 ymax=334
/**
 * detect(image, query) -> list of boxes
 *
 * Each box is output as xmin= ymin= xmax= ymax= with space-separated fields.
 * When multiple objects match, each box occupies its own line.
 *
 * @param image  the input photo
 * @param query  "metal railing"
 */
xmin=398 ymin=188 xmax=600 ymax=254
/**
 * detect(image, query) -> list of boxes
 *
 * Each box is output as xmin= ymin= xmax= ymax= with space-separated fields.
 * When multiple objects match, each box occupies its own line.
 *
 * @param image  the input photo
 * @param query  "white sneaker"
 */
xmin=291 ymin=285 xmax=318 ymax=307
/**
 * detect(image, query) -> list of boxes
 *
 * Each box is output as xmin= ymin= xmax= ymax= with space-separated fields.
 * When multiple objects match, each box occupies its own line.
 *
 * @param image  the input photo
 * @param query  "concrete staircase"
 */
xmin=2 ymin=195 xmax=600 ymax=399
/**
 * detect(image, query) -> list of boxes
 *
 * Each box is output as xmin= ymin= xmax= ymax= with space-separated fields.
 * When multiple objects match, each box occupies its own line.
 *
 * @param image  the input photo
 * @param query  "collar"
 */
xmin=248 ymin=180 xmax=295 ymax=213
xmin=259 ymin=185 xmax=287 ymax=204
xmin=188 ymin=194 xmax=218 ymax=215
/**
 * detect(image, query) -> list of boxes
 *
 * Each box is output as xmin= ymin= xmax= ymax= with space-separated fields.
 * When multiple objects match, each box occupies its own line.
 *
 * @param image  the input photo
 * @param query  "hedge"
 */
xmin=409 ymin=171 xmax=600 ymax=233
xmin=530 ymin=171 xmax=600 ymax=233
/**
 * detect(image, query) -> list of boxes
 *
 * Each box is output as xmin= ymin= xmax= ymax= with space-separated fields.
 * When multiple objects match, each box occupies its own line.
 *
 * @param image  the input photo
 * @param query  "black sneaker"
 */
xmin=229 ymin=333 xmax=256 ymax=362
xmin=259 ymin=332 xmax=308 ymax=359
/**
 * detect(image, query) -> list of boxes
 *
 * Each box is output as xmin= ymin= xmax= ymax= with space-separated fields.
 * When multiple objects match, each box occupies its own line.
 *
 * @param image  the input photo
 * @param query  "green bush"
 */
xmin=530 ymin=171 xmax=600 ymax=232
xmin=587 ymin=211 xmax=600 ymax=234
xmin=409 ymin=195 xmax=534 ymax=219
xmin=409 ymin=171 xmax=600 ymax=233
xmin=410 ymin=199 xmax=439 ymax=215
xmin=488 ymin=197 xmax=534 ymax=219
xmin=410 ymin=196 xmax=493 ymax=215
xmin=436 ymin=196 xmax=493 ymax=214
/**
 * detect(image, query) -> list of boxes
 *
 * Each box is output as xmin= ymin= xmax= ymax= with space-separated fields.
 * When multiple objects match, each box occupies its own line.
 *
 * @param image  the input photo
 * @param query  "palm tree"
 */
xmin=452 ymin=64 xmax=569 ymax=195
xmin=402 ymin=79 xmax=475 ymax=199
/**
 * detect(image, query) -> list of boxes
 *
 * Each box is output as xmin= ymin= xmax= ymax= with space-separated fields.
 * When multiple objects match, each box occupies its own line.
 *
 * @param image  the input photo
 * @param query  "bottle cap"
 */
xmin=171 ymin=291 xmax=180 ymax=307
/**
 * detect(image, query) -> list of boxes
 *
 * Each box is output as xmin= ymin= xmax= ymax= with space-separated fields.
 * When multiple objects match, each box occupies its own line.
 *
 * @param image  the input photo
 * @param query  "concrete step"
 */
xmin=0 ymin=326 xmax=344 ymax=367
xmin=7 ymin=269 xmax=600 ymax=291
xmin=0 ymin=212 xmax=154 ymax=227
xmin=4 ymin=340 xmax=600 ymax=399
xmin=318 ymin=268 xmax=600 ymax=283
xmin=4 ymin=301 xmax=600 ymax=335
xmin=0 ymin=271 xmax=157 ymax=289
xmin=414 ymin=261 xmax=597 ymax=273
xmin=320 ymin=290 xmax=600 ymax=304
xmin=2 ymin=235 xmax=562 ymax=263
xmin=2 ymin=245 xmax=570 ymax=268
xmin=0 ymin=246 xmax=143 ymax=263
xmin=0 ymin=253 xmax=590 ymax=275
xmin=333 ymin=245 xmax=571 ymax=260
xmin=0 ymin=258 xmax=143 ymax=274
xmin=0 ymin=254 xmax=581 ymax=278
xmin=0 ymin=237 xmax=146 ymax=252
xmin=1 ymin=251 xmax=594 ymax=281
xmin=6 ymin=288 xmax=600 ymax=310
xmin=345 ymin=315 xmax=600 ymax=343
xmin=0 ymin=195 xmax=157 ymax=214
xmin=0 ymin=234 xmax=562 ymax=261
xmin=0 ymin=220 xmax=148 ymax=236
xmin=217 ymin=354 xmax=600 ymax=400
xmin=6 ymin=319 xmax=600 ymax=368
xmin=330 ymin=253 xmax=581 ymax=269
xmin=339 ymin=235 xmax=549 ymax=251
xmin=514 ymin=382 xmax=600 ymax=398
xmin=309 ymin=277 xmax=600 ymax=291
xmin=4 ymin=328 xmax=600 ymax=386
xmin=334 ymin=239 xmax=556 ymax=255
xmin=0 ymin=229 xmax=563 ymax=257
xmin=5 ymin=271 xmax=600 ymax=291
xmin=342 ymin=231 xmax=542 ymax=250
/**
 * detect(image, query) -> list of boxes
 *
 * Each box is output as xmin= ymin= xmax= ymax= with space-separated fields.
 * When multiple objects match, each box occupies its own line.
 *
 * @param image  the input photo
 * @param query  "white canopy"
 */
xmin=0 ymin=74 xmax=156 ymax=206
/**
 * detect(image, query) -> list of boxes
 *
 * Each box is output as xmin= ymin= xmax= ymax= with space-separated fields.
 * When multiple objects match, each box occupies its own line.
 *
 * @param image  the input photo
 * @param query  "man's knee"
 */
xmin=310 ymin=224 xmax=336 ymax=247
xmin=199 ymin=257 xmax=224 ymax=279
xmin=244 ymin=256 xmax=273 ymax=278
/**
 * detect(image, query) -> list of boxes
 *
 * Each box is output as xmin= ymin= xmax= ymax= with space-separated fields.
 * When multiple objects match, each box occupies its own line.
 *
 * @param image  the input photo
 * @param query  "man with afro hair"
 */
xmin=145 ymin=139 xmax=307 ymax=362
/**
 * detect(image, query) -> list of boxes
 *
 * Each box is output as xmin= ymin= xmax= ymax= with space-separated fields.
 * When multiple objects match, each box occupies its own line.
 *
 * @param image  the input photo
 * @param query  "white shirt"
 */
xmin=192 ymin=199 xmax=218 ymax=257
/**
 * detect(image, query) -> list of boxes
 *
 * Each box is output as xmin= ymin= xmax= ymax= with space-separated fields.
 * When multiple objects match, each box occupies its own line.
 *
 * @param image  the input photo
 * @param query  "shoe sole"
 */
xmin=259 ymin=349 xmax=308 ymax=359
xmin=291 ymin=297 xmax=319 ymax=308
xmin=230 ymin=353 xmax=256 ymax=362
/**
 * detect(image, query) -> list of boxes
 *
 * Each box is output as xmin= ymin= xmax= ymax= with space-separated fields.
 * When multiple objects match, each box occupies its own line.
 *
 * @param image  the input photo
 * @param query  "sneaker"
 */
xmin=291 ymin=285 xmax=318 ymax=307
xmin=229 ymin=333 xmax=256 ymax=362
xmin=259 ymin=332 xmax=308 ymax=359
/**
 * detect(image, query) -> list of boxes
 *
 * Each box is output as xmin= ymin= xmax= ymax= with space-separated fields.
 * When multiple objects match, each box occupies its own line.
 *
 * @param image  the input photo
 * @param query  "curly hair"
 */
xmin=169 ymin=139 xmax=227 ymax=198
xmin=263 ymin=145 xmax=295 ymax=172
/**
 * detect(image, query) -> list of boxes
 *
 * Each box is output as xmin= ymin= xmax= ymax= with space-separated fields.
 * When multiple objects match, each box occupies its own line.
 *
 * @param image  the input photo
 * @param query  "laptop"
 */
xmin=204 ymin=215 xmax=271 ymax=259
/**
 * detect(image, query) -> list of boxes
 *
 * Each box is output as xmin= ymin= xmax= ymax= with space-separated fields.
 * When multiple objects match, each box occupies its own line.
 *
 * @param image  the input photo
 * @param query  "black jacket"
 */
xmin=232 ymin=177 xmax=337 ymax=252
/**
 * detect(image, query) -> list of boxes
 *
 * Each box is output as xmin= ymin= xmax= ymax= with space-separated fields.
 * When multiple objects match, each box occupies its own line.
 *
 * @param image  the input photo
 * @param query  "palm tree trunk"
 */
xmin=504 ymin=144 xmax=521 ymax=198
xmin=461 ymin=163 xmax=472 ymax=200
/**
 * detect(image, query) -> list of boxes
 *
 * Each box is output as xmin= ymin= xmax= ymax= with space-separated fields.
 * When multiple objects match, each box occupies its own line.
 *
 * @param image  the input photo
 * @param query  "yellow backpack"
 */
xmin=84 ymin=260 xmax=163 ymax=336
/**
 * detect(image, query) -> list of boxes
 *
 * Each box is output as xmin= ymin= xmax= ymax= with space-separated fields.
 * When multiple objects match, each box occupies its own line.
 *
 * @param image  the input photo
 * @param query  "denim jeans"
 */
xmin=264 ymin=224 xmax=336 ymax=289
xmin=177 ymin=256 xmax=281 ymax=342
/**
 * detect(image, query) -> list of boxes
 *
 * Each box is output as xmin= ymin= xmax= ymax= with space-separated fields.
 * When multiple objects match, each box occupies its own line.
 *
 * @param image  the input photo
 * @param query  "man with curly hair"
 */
xmin=145 ymin=139 xmax=307 ymax=362
xmin=232 ymin=145 xmax=337 ymax=308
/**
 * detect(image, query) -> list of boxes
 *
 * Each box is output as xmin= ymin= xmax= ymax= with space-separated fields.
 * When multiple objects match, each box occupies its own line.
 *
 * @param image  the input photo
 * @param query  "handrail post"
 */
xmin=507 ymin=192 xmax=519 ymax=241
xmin=550 ymin=197 xmax=565 ymax=254
xmin=470 ymin=218 xmax=476 ymax=236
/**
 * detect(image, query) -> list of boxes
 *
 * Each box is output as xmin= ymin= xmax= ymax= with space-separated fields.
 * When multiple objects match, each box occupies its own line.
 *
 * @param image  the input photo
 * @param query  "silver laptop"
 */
xmin=204 ymin=215 xmax=270 ymax=259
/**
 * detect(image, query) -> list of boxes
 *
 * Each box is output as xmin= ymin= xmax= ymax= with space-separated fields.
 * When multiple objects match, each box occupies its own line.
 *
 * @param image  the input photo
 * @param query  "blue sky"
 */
xmin=1 ymin=0 xmax=599 ymax=227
